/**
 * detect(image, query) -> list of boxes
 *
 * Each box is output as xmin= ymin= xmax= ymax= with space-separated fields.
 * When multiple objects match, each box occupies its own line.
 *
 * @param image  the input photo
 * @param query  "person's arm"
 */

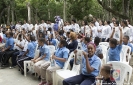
xmin=22 ymin=33 xmax=30 ymax=42
xmin=23 ymin=49 xmax=29 ymax=56
xmin=83 ymin=51 xmax=95 ymax=73
xmin=119 ymin=27 xmax=122 ymax=45
xmin=3 ymin=46 xmax=11 ymax=51
xmin=110 ymin=28 xmax=115 ymax=39
xmin=16 ymin=44 xmax=24 ymax=50
xmin=52 ymin=50 xmax=68 ymax=62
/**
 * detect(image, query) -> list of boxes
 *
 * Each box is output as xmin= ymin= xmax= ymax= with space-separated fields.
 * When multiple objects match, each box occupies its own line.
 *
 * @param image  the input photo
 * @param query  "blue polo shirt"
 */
xmin=39 ymin=44 xmax=50 ymax=61
xmin=108 ymin=45 xmax=122 ymax=61
xmin=55 ymin=47 xmax=69 ymax=68
xmin=81 ymin=42 xmax=88 ymax=52
xmin=50 ymin=39 xmax=57 ymax=46
xmin=81 ymin=55 xmax=101 ymax=77
xmin=5 ymin=37 xmax=14 ymax=50
xmin=123 ymin=43 xmax=133 ymax=52
xmin=26 ymin=41 xmax=37 ymax=58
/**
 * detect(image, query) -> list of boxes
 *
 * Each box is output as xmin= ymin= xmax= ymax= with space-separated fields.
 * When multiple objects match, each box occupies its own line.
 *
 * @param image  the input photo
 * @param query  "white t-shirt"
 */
xmin=15 ymin=24 xmax=21 ymax=32
xmin=23 ymin=40 xmax=28 ymax=51
xmin=28 ymin=24 xmax=33 ymax=31
xmin=97 ymin=25 xmax=103 ymax=38
xmin=122 ymin=27 xmax=130 ymax=37
xmin=95 ymin=21 xmax=99 ymax=27
xmin=91 ymin=26 xmax=98 ymax=38
xmin=71 ymin=23 xmax=80 ymax=33
xmin=35 ymin=24 xmax=39 ymax=31
xmin=14 ymin=40 xmax=25 ymax=51
xmin=22 ymin=23 xmax=29 ymax=32
xmin=113 ymin=27 xmax=120 ymax=41
xmin=101 ymin=25 xmax=111 ymax=39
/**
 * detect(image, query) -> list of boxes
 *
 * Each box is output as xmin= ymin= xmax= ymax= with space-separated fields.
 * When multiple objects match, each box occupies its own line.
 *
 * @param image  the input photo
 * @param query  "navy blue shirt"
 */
xmin=67 ymin=40 xmax=78 ymax=53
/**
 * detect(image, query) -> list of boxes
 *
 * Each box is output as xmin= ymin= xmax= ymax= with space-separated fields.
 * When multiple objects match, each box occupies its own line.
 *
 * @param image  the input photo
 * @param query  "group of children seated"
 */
xmin=0 ymin=17 xmax=133 ymax=85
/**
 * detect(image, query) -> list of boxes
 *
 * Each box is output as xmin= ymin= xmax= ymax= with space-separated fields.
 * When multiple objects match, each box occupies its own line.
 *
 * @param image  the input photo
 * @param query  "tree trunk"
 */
xmin=63 ymin=0 xmax=66 ymax=21
xmin=11 ymin=9 xmax=14 ymax=24
xmin=27 ymin=2 xmax=31 ymax=22
xmin=7 ymin=6 xmax=10 ymax=25
xmin=0 ymin=8 xmax=6 ymax=24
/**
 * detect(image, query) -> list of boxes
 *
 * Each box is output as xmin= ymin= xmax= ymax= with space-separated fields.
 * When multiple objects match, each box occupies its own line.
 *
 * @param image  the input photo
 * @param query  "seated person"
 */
xmin=108 ymin=27 xmax=122 ymax=61
xmin=63 ymin=43 xmax=101 ymax=85
xmin=47 ymin=34 xmax=57 ymax=46
xmin=70 ymin=37 xmax=90 ymax=68
xmin=94 ymin=37 xmax=104 ymax=59
xmin=38 ymin=40 xmax=69 ymax=85
xmin=96 ymin=64 xmax=116 ymax=85
xmin=10 ymin=34 xmax=25 ymax=68
xmin=17 ymin=35 xmax=37 ymax=74
xmin=66 ymin=32 xmax=78 ymax=53
xmin=32 ymin=38 xmax=50 ymax=77
xmin=0 ymin=32 xmax=14 ymax=67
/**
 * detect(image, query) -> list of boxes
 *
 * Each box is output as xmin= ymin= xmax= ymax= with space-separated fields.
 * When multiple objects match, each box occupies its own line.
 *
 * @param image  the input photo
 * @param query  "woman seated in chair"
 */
xmin=63 ymin=43 xmax=101 ymax=85
xmin=66 ymin=32 xmax=78 ymax=53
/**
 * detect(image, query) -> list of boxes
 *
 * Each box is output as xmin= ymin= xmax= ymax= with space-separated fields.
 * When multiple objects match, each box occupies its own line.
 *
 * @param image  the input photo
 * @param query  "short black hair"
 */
xmin=59 ymin=30 xmax=64 ymax=35
xmin=109 ymin=38 xmax=117 ymax=46
xmin=115 ymin=21 xmax=119 ymax=26
xmin=124 ymin=35 xmax=129 ymax=40
xmin=9 ymin=32 xmax=13 ymax=37
xmin=84 ymin=37 xmax=90 ymax=43
xmin=18 ymin=34 xmax=22 ymax=38
xmin=103 ymin=65 xmax=113 ymax=74
xmin=107 ymin=21 xmax=110 ymax=25
xmin=72 ymin=19 xmax=76 ymax=23
xmin=94 ymin=37 xmax=100 ymax=45
xmin=60 ymin=39 xmax=68 ymax=47
xmin=122 ymin=20 xmax=128 ymax=26
xmin=48 ymin=27 xmax=52 ymax=31
xmin=38 ymin=38 xmax=46 ymax=43
xmin=30 ymin=35 xmax=35 ymax=41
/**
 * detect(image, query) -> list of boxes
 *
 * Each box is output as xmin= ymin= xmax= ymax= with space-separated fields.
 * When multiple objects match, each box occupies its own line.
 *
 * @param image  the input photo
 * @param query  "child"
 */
xmin=96 ymin=64 xmax=116 ymax=85
xmin=63 ymin=43 xmax=101 ymax=85
xmin=109 ymin=27 xmax=122 ymax=61
xmin=94 ymin=37 xmax=104 ymax=59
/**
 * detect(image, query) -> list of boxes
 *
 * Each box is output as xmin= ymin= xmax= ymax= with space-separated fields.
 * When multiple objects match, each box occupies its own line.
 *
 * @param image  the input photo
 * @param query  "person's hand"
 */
xmin=52 ymin=55 xmax=56 ymax=59
xmin=119 ymin=27 xmax=122 ymax=31
xmin=74 ymin=50 xmax=77 ymax=54
xmin=82 ymin=51 xmax=88 ymax=59
xmin=34 ymin=60 xmax=38 ymax=63
xmin=31 ymin=59 xmax=35 ymax=61
xmin=16 ymin=43 xmax=19 ymax=46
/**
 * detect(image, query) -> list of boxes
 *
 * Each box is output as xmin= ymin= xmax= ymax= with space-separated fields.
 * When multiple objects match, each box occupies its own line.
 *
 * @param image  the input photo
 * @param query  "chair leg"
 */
xmin=24 ymin=62 xmax=27 ymax=77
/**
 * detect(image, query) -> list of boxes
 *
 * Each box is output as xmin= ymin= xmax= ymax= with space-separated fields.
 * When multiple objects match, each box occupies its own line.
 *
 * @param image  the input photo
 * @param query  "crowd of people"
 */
xmin=0 ymin=16 xmax=133 ymax=85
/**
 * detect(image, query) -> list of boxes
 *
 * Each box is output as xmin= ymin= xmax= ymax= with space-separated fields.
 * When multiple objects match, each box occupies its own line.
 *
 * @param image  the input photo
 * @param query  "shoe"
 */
xmin=38 ymin=81 xmax=47 ymax=85
xmin=9 ymin=66 xmax=14 ymax=69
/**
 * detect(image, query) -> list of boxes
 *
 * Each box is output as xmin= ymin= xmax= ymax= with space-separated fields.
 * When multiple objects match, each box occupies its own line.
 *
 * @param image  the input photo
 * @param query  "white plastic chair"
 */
xmin=55 ymin=50 xmax=83 ymax=85
xmin=24 ymin=49 xmax=39 ymax=76
xmin=121 ymin=45 xmax=131 ymax=64
xmin=107 ymin=61 xmax=133 ymax=85
xmin=99 ymin=45 xmax=108 ymax=65
xmin=99 ymin=42 xmax=109 ymax=48
xmin=77 ymin=42 xmax=82 ymax=50
xmin=48 ymin=45 xmax=56 ymax=56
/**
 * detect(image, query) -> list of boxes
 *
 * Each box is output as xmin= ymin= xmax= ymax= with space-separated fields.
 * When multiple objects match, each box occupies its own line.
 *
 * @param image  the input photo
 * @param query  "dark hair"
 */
xmin=59 ymin=30 xmax=64 ymax=35
xmin=18 ymin=34 xmax=22 ymax=38
xmin=48 ymin=27 xmax=52 ymax=31
xmin=60 ymin=39 xmax=68 ymax=47
xmin=114 ymin=21 xmax=119 ymax=26
xmin=72 ymin=19 xmax=76 ymax=23
xmin=122 ymin=20 xmax=128 ymax=26
xmin=91 ymin=21 xmax=95 ymax=25
xmin=107 ymin=21 xmax=110 ymax=25
xmin=124 ymin=35 xmax=129 ymax=40
xmin=94 ymin=37 xmax=100 ymax=45
xmin=66 ymin=32 xmax=70 ymax=35
xmin=109 ymin=38 xmax=117 ymax=46
xmin=38 ymin=38 xmax=46 ymax=43
xmin=126 ymin=19 xmax=130 ymax=24
xmin=9 ymin=32 xmax=13 ymax=37
xmin=84 ymin=37 xmax=90 ymax=43
xmin=84 ymin=21 xmax=88 ymax=25
xmin=30 ymin=35 xmax=35 ymax=41
xmin=103 ymin=65 xmax=113 ymax=74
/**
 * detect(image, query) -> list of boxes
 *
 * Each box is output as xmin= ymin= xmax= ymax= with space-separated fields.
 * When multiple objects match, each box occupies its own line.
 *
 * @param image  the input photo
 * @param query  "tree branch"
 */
xmin=97 ymin=0 xmax=129 ymax=19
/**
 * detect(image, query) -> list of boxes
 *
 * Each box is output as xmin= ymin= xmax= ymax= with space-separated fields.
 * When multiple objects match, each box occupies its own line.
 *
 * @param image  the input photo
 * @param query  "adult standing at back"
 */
xmin=71 ymin=20 xmax=80 ymax=33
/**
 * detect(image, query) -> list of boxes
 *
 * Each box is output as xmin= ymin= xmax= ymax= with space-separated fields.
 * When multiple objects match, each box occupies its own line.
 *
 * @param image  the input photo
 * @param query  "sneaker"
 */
xmin=38 ymin=81 xmax=47 ymax=85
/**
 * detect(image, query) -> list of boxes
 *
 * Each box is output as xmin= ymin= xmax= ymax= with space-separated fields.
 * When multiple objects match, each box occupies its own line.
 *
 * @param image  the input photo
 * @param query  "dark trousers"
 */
xmin=11 ymin=51 xmax=20 ymax=66
xmin=70 ymin=58 xmax=74 ymax=69
xmin=17 ymin=56 xmax=33 ymax=71
xmin=63 ymin=74 xmax=95 ymax=85
xmin=0 ymin=50 xmax=15 ymax=65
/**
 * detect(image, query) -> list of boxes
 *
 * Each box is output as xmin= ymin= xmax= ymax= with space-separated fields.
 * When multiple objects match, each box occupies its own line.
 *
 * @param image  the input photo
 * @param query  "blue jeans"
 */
xmin=63 ymin=74 xmax=95 ymax=85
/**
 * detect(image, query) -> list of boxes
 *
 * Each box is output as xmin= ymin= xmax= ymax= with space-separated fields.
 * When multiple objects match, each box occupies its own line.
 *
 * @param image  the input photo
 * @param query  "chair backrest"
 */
xmin=99 ymin=42 xmax=109 ymax=47
xmin=48 ymin=45 xmax=56 ymax=56
xmin=55 ymin=39 xmax=59 ymax=49
xmin=34 ymin=49 xmax=40 ymax=59
xmin=71 ymin=64 xmax=80 ymax=75
xmin=121 ymin=45 xmax=131 ymax=64
xmin=77 ymin=42 xmax=82 ymax=50
xmin=107 ymin=61 xmax=133 ymax=85
xmin=100 ymin=45 xmax=108 ymax=65
xmin=63 ymin=52 xmax=75 ymax=70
